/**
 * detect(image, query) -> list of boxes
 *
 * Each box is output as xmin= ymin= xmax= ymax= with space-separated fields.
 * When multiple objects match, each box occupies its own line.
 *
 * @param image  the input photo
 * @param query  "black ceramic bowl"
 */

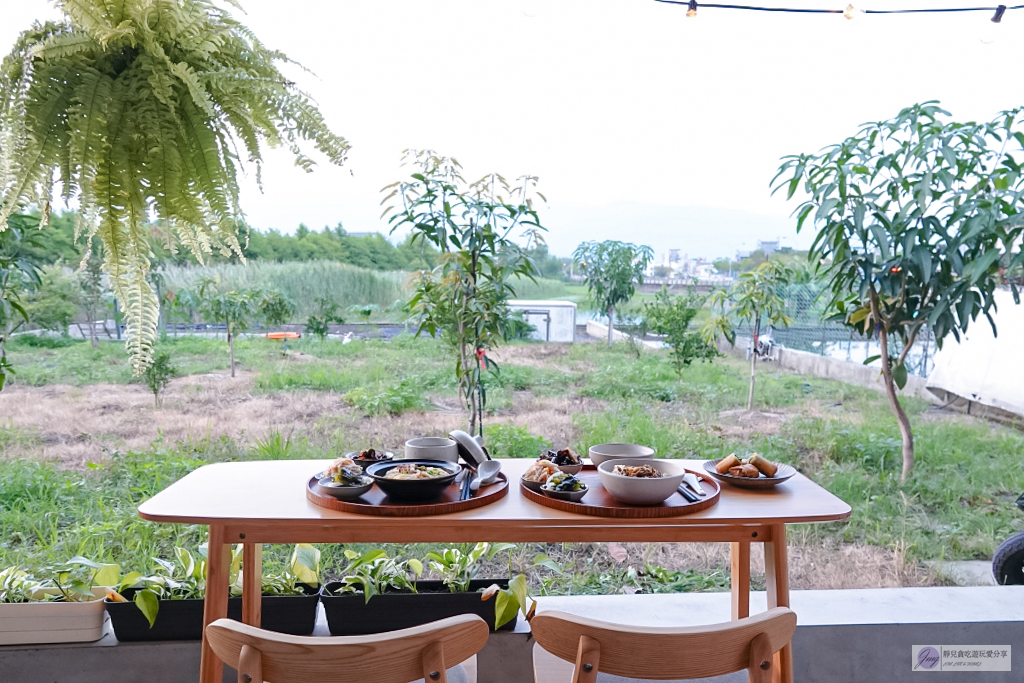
xmin=365 ymin=460 xmax=461 ymax=502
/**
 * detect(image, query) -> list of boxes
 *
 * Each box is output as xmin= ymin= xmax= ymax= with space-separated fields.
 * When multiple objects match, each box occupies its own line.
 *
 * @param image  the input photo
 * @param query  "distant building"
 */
xmin=758 ymin=240 xmax=779 ymax=256
xmin=736 ymin=249 xmax=752 ymax=260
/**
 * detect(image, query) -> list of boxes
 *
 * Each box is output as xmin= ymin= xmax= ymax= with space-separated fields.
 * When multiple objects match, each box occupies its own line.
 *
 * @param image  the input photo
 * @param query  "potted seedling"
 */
xmin=105 ymin=544 xmax=321 ymax=641
xmin=0 ymin=558 xmax=116 ymax=645
xmin=320 ymin=543 xmax=540 ymax=635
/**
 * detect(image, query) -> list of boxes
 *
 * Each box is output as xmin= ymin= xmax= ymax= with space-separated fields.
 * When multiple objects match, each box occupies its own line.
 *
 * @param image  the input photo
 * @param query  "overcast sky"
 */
xmin=2 ymin=0 xmax=1022 ymax=259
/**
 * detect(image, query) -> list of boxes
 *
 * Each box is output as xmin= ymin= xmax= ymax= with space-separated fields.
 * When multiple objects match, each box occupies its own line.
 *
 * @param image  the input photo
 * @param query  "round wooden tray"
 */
xmin=306 ymin=472 xmax=509 ymax=517
xmin=520 ymin=465 xmax=720 ymax=518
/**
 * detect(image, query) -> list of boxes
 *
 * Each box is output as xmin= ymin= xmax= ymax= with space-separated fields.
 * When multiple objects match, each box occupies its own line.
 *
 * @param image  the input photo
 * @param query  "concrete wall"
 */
xmin=723 ymin=336 xmax=937 ymax=401
xmin=585 ymin=321 xmax=661 ymax=349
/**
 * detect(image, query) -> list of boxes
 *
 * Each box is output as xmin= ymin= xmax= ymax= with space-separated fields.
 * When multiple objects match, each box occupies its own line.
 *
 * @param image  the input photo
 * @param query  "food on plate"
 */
xmin=715 ymin=454 xmax=741 ymax=474
xmin=325 ymin=457 xmax=366 ymax=485
xmin=612 ymin=464 xmax=665 ymax=478
xmin=356 ymin=448 xmax=392 ymax=461
xmin=542 ymin=471 xmax=586 ymax=492
xmin=748 ymin=453 xmax=777 ymax=477
xmin=383 ymin=463 xmax=450 ymax=480
xmin=523 ymin=459 xmax=560 ymax=483
xmin=728 ymin=463 xmax=761 ymax=478
xmin=540 ymin=448 xmax=582 ymax=466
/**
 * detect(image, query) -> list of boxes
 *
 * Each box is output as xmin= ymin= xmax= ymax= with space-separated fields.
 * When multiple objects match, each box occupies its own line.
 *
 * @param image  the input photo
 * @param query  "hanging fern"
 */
xmin=0 ymin=0 xmax=349 ymax=372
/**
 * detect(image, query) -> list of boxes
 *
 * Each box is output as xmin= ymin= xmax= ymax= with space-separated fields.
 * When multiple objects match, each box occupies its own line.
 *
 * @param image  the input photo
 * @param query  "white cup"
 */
xmin=403 ymin=437 xmax=459 ymax=462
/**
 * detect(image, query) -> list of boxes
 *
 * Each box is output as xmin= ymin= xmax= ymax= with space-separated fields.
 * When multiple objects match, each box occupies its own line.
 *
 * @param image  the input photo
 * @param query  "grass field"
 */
xmin=2 ymin=332 xmax=1022 ymax=594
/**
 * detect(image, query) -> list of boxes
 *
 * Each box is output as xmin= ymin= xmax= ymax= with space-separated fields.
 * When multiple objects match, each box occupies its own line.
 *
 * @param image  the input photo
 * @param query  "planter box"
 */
xmin=105 ymin=585 xmax=319 ymax=642
xmin=0 ymin=588 xmax=107 ymax=645
xmin=320 ymin=579 xmax=516 ymax=635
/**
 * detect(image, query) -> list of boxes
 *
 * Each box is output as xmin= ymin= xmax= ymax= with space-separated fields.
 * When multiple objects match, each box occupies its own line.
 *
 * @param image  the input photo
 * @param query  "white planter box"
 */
xmin=0 ymin=588 xmax=107 ymax=645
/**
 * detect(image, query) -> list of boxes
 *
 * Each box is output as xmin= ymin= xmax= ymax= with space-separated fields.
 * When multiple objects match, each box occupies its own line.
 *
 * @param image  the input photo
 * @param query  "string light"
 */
xmin=654 ymin=0 xmax=1024 ymax=19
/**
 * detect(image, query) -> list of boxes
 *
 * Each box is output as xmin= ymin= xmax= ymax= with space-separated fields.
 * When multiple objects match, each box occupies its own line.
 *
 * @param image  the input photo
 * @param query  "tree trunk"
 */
xmin=607 ymin=306 xmax=615 ymax=347
xmin=747 ymin=315 xmax=761 ymax=411
xmin=878 ymin=328 xmax=915 ymax=480
xmin=228 ymin=325 xmax=236 ymax=378
xmin=154 ymin=391 xmax=160 ymax=409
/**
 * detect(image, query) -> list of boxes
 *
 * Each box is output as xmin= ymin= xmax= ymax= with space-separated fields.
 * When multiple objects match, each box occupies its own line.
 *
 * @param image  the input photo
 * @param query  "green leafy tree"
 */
xmin=0 ymin=214 xmax=44 ymax=390
xmin=703 ymin=260 xmax=792 ymax=411
xmin=572 ymin=241 xmax=654 ymax=347
xmin=76 ymin=251 xmax=107 ymax=348
xmin=644 ymin=285 xmax=718 ymax=377
xmin=0 ymin=0 xmax=349 ymax=374
xmin=142 ymin=349 xmax=176 ymax=408
xmin=24 ymin=266 xmax=77 ymax=335
xmin=192 ymin=282 xmax=262 ymax=378
xmin=382 ymin=150 xmax=546 ymax=435
xmin=774 ymin=102 xmax=1024 ymax=480
xmin=258 ymin=290 xmax=296 ymax=328
xmin=304 ymin=297 xmax=345 ymax=341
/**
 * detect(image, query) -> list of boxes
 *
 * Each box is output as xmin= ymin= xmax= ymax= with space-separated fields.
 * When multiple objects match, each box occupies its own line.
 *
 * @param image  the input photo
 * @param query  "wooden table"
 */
xmin=138 ymin=458 xmax=850 ymax=683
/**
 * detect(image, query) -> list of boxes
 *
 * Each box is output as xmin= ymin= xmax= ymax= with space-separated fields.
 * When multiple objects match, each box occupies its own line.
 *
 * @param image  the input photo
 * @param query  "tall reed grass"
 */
xmin=161 ymin=261 xmax=407 ymax=316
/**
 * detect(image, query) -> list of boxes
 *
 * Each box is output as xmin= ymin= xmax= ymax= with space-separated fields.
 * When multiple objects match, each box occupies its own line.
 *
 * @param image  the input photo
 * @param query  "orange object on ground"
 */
xmin=265 ymin=332 xmax=301 ymax=340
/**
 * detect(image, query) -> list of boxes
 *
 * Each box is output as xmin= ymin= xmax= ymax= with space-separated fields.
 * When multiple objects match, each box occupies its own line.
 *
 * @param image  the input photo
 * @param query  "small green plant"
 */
xmin=48 ymin=556 xmax=119 ymax=602
xmin=304 ymin=297 xmax=346 ymax=341
xmin=644 ymin=285 xmax=718 ymax=376
xmin=258 ymin=290 xmax=297 ymax=328
xmin=142 ymin=350 xmax=176 ymax=408
xmin=333 ymin=549 xmax=423 ymax=603
xmin=342 ymin=384 xmax=423 ymax=416
xmin=484 ymin=422 xmax=551 ymax=458
xmin=252 ymin=430 xmax=295 ymax=459
xmin=424 ymin=542 xmax=516 ymax=593
xmin=0 ymin=567 xmax=40 ymax=603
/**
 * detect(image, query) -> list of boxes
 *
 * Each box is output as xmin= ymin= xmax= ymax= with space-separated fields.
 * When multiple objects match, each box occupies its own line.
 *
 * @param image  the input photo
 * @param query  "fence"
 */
xmin=764 ymin=284 xmax=938 ymax=377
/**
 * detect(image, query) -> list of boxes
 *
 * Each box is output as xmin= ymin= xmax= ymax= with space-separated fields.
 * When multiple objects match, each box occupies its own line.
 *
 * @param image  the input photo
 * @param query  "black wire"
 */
xmin=654 ymin=0 xmax=1024 ymax=14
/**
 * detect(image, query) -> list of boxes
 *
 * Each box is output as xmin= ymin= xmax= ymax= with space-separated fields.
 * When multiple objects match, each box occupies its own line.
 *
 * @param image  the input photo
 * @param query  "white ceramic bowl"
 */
xmin=588 ymin=443 xmax=656 ymax=467
xmin=403 ymin=437 xmax=459 ymax=462
xmin=597 ymin=458 xmax=686 ymax=506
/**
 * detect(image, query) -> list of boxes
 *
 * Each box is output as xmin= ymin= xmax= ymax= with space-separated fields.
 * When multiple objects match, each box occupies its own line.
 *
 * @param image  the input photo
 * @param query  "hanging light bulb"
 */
xmin=687 ymin=0 xmax=698 ymax=17
xmin=991 ymin=4 xmax=1006 ymax=22
xmin=843 ymin=4 xmax=859 ymax=20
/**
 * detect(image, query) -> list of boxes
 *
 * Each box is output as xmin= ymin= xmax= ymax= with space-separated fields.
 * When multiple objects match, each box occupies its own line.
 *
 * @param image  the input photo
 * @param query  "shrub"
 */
xmin=342 ymin=384 xmax=423 ymax=416
xmin=484 ymin=422 xmax=551 ymax=459
xmin=142 ymin=350 xmax=176 ymax=408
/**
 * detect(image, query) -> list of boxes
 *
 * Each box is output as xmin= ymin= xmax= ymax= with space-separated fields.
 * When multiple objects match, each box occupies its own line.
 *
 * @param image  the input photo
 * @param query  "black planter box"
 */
xmin=320 ymin=579 xmax=516 ymax=635
xmin=104 ymin=585 xmax=319 ymax=641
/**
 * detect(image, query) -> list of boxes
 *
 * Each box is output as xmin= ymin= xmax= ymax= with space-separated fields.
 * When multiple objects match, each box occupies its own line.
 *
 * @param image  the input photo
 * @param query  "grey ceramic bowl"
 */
xmin=403 ymin=437 xmax=459 ymax=462
xmin=317 ymin=475 xmax=374 ymax=501
xmin=597 ymin=459 xmax=686 ymax=506
xmin=520 ymin=477 xmax=545 ymax=493
xmin=541 ymin=484 xmax=588 ymax=503
xmin=588 ymin=443 xmax=656 ymax=467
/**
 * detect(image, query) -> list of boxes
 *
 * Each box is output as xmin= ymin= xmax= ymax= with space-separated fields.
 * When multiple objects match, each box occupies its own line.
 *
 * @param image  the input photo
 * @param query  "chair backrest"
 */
xmin=530 ymin=607 xmax=796 ymax=683
xmin=206 ymin=614 xmax=489 ymax=683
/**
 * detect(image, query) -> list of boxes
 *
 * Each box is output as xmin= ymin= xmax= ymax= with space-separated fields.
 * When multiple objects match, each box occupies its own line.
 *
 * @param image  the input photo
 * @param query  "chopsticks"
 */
xmin=460 ymin=466 xmax=475 ymax=500
xmin=676 ymin=483 xmax=699 ymax=503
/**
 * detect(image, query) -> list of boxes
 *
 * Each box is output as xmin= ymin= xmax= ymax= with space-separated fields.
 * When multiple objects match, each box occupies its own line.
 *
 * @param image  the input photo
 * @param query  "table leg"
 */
xmin=763 ymin=524 xmax=792 ymax=683
xmin=200 ymin=525 xmax=230 ymax=683
xmin=730 ymin=541 xmax=751 ymax=620
xmin=242 ymin=542 xmax=262 ymax=627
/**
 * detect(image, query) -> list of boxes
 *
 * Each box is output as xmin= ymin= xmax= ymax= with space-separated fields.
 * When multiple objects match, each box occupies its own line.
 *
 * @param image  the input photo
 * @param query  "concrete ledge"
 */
xmin=722 ymin=336 xmax=937 ymax=401
xmin=3 ymin=587 xmax=1022 ymax=683
xmin=586 ymin=321 xmax=661 ymax=349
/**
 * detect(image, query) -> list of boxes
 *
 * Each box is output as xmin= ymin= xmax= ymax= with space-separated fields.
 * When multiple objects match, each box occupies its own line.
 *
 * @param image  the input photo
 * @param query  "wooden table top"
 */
xmin=138 ymin=459 xmax=850 ymax=542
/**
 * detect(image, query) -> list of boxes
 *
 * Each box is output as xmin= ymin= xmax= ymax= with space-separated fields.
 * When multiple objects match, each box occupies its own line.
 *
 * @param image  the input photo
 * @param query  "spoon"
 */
xmin=682 ymin=472 xmax=706 ymax=496
xmin=470 ymin=460 xmax=502 ymax=492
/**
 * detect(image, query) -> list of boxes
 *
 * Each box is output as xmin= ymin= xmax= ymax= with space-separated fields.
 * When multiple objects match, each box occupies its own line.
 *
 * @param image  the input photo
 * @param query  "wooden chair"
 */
xmin=530 ymin=607 xmax=796 ymax=683
xmin=206 ymin=614 xmax=489 ymax=683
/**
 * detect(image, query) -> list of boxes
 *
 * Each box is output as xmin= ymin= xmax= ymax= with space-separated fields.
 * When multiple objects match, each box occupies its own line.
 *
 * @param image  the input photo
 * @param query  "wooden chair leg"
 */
xmin=237 ymin=644 xmax=263 ymax=683
xmin=747 ymin=632 xmax=773 ymax=683
xmin=731 ymin=541 xmax=751 ymax=620
xmin=572 ymin=635 xmax=601 ymax=683
xmin=422 ymin=640 xmax=447 ymax=683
